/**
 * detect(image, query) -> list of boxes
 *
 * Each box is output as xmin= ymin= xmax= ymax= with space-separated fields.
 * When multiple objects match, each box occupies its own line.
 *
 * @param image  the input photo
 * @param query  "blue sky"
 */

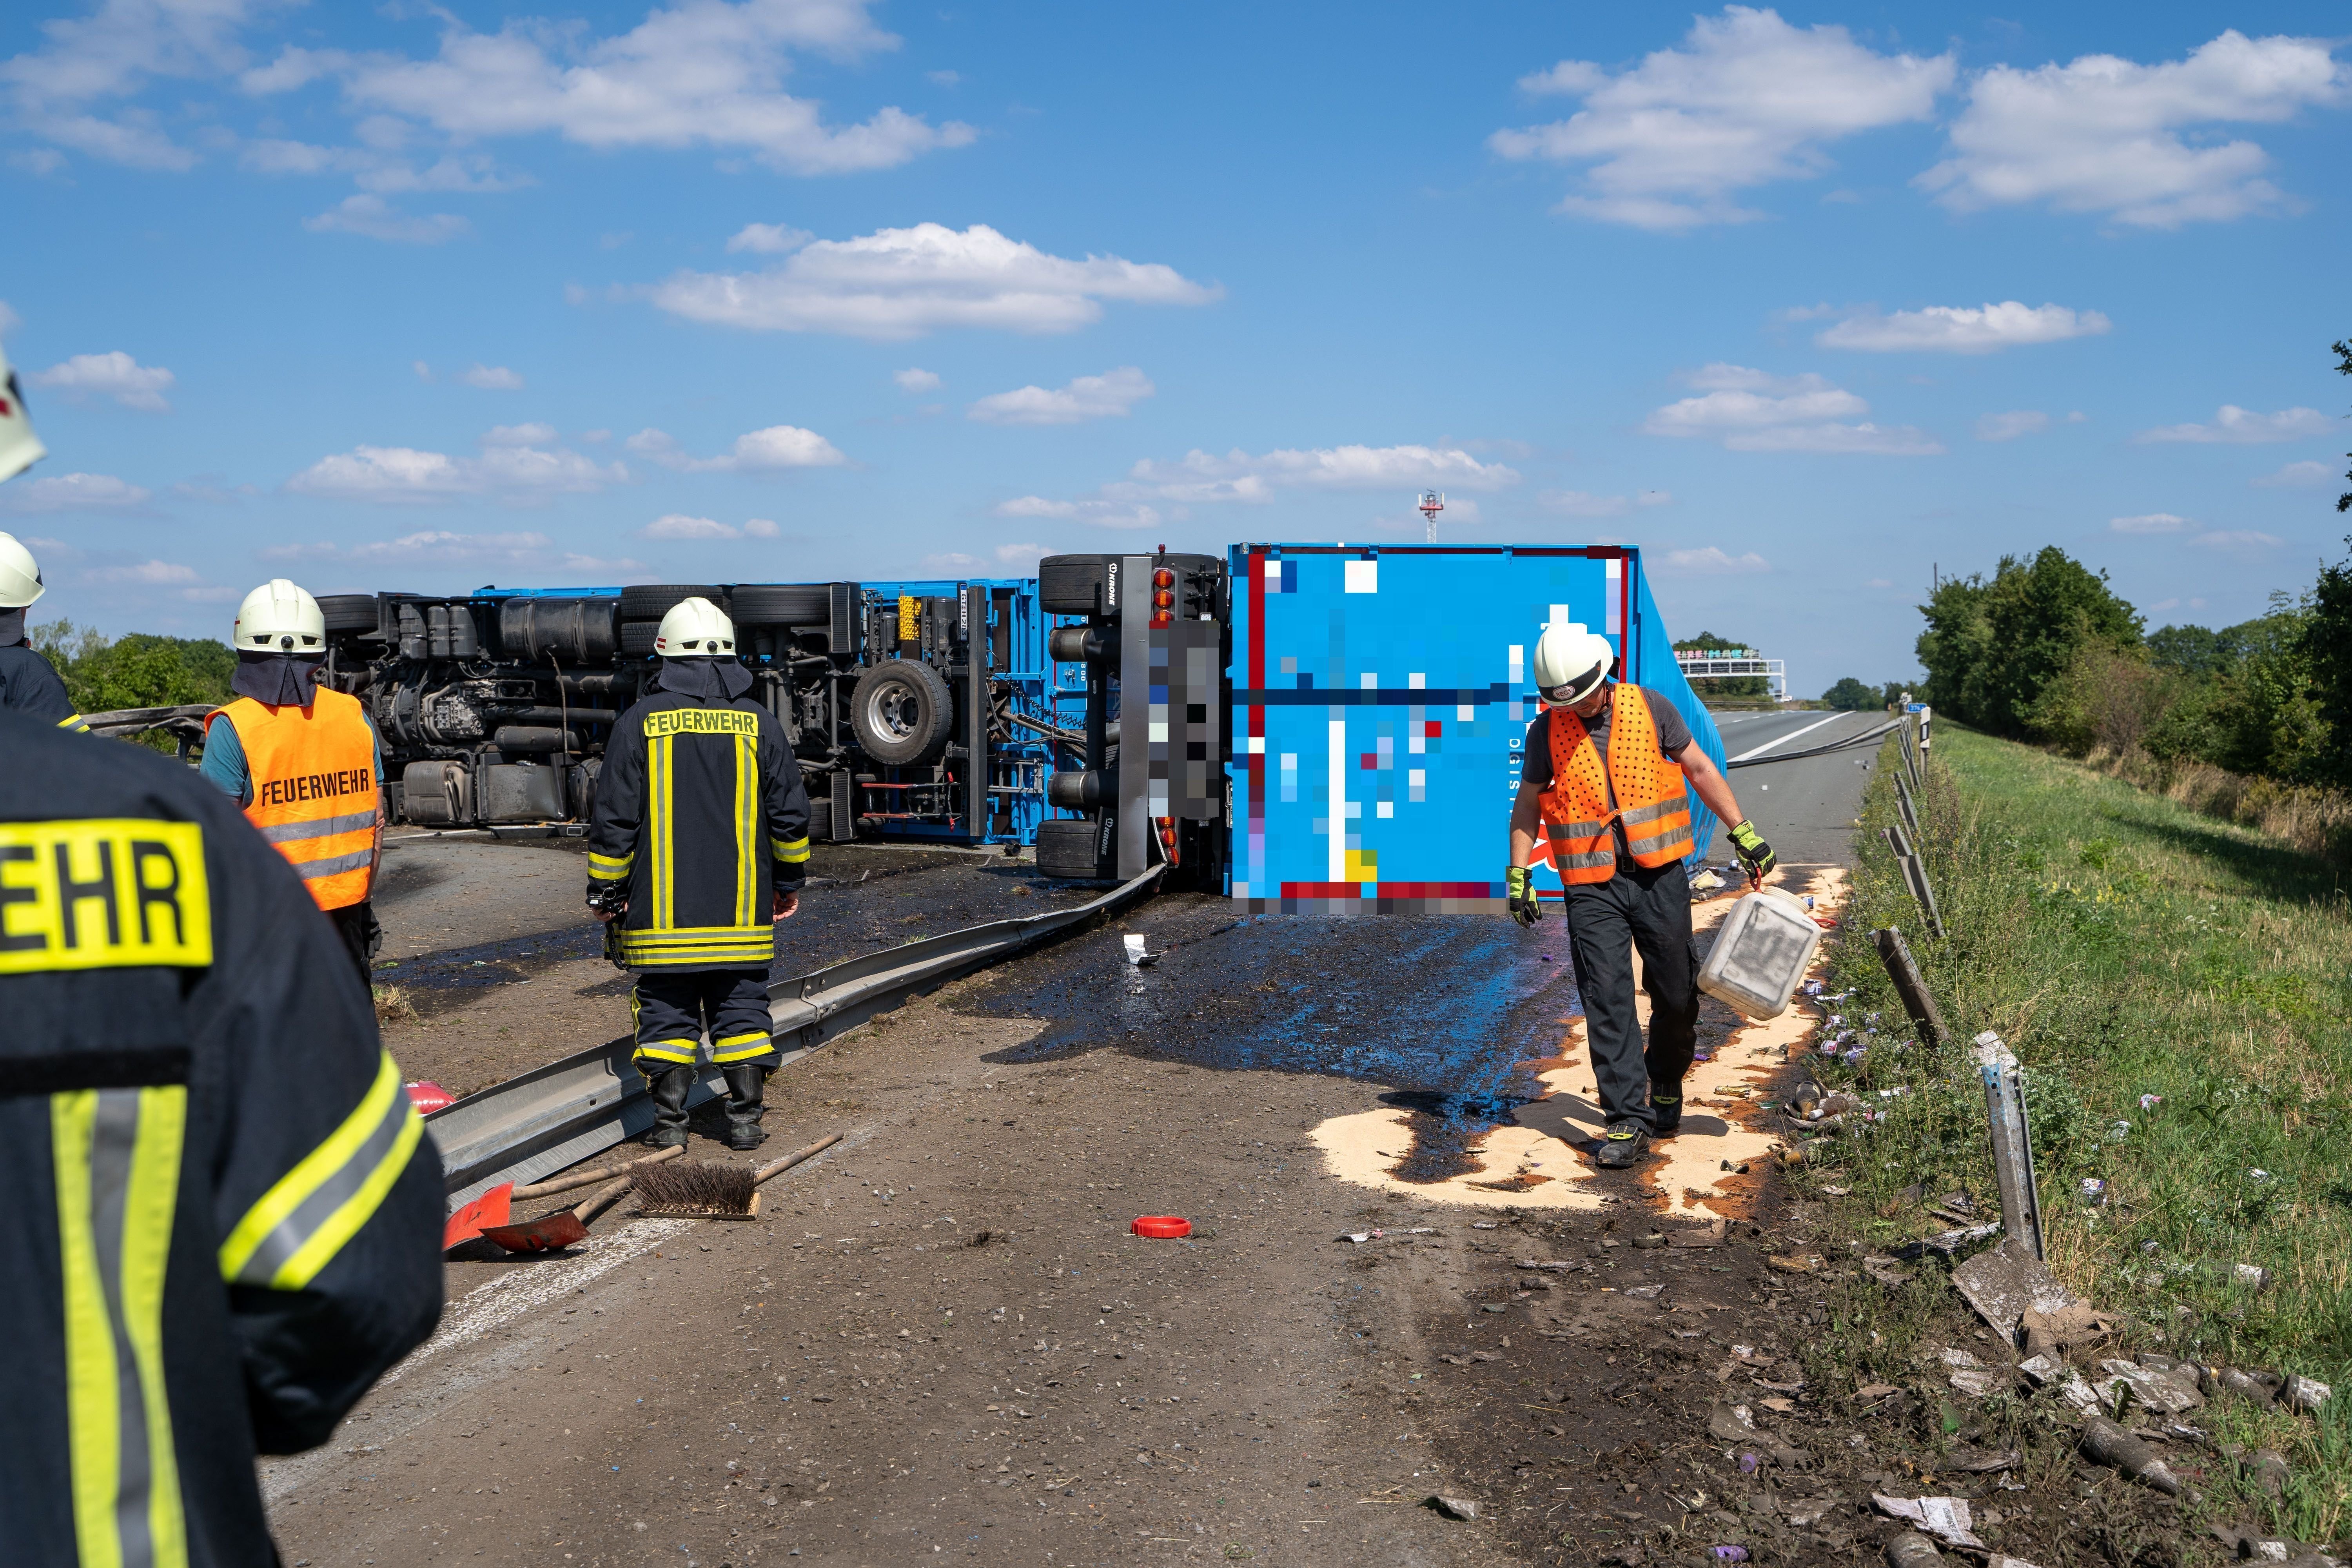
xmin=4 ymin=1 xmax=2348 ymax=692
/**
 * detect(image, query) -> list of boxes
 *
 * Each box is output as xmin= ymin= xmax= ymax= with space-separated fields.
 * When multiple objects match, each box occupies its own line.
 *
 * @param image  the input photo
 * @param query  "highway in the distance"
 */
xmin=1707 ymin=704 xmax=1894 ymax=868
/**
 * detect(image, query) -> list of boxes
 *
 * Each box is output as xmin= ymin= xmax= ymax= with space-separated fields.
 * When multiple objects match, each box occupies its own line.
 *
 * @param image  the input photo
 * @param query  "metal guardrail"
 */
xmin=428 ymin=864 xmax=1165 ymax=1209
xmin=82 ymin=702 xmax=215 ymax=743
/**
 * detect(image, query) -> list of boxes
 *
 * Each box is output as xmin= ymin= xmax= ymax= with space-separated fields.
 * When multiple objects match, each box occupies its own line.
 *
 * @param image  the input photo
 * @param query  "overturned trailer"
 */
xmin=270 ymin=543 xmax=1719 ymax=907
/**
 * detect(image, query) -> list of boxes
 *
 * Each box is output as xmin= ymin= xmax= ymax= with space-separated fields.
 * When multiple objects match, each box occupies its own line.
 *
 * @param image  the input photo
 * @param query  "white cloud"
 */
xmin=727 ymin=223 xmax=813 ymax=254
xmin=1122 ymin=444 xmax=1519 ymax=504
xmin=1642 ymin=363 xmax=1942 ymax=454
xmin=461 ymin=363 xmax=524 ymax=390
xmin=1819 ymin=302 xmax=2111 ymax=354
xmin=0 ymin=301 xmax=18 ymax=336
xmin=1490 ymin=7 xmax=1953 ymax=229
xmin=3 ymin=472 xmax=152 ymax=511
xmin=647 ymin=222 xmax=1218 ymax=339
xmin=2111 ymin=512 xmax=2190 ymax=534
xmin=291 ymin=0 xmax=973 ymax=177
xmin=625 ymin=424 xmax=847 ymax=472
xmin=1920 ymin=31 xmax=2349 ymax=227
xmin=639 ymin=513 xmax=785 ymax=540
xmin=1866 ymin=577 xmax=1894 ymax=588
xmin=893 ymin=367 xmax=941 ymax=393
xmin=2252 ymin=459 xmax=2336 ymax=488
xmin=286 ymin=428 xmax=626 ymax=504
xmin=926 ymin=69 xmax=959 ymax=87
xmin=303 ymin=194 xmax=469 ymax=244
xmin=83 ymin=558 xmax=199 ymax=585
xmin=1538 ymin=488 xmax=1672 ymax=517
xmin=1976 ymin=410 xmax=2050 ymax=441
xmin=2136 ymin=405 xmax=2330 ymax=444
xmin=412 ymin=360 xmax=433 ymax=381
xmin=2187 ymin=529 xmax=2283 ymax=550
xmin=28 ymin=350 xmax=176 ymax=411
xmin=0 ymin=0 xmax=270 ymax=171
xmin=968 ymin=366 xmax=1153 ymax=426
xmin=1662 ymin=546 xmax=1771 ymax=574
xmin=993 ymin=495 xmax=1162 ymax=530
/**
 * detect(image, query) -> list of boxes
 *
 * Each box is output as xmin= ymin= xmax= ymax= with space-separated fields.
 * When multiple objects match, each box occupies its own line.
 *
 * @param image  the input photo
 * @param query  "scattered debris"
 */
xmin=1708 ymin=1403 xmax=1758 ymax=1442
xmin=1872 ymin=1493 xmax=1984 ymax=1548
xmin=1862 ymin=1255 xmax=1915 ymax=1286
xmin=2284 ymin=1374 xmax=2333 ymax=1413
xmin=2096 ymin=1357 xmax=2203 ymax=1415
xmin=1122 ymin=934 xmax=1158 ymax=967
xmin=1422 ymin=1494 xmax=1479 ymax=1521
xmin=1884 ymin=1530 xmax=1946 ymax=1566
xmin=2078 ymin=1414 xmax=2184 ymax=1495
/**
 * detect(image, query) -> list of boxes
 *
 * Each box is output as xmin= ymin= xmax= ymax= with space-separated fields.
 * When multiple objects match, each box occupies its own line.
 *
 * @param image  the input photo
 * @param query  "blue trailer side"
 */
xmin=1222 ymin=543 xmax=1727 ymax=913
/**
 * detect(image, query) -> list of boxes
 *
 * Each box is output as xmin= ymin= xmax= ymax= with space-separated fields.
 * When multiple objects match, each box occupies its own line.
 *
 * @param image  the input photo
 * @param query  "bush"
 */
xmin=1917 ymin=546 xmax=2143 ymax=739
xmin=1821 ymin=676 xmax=1887 ymax=711
xmin=31 ymin=620 xmax=236 ymax=750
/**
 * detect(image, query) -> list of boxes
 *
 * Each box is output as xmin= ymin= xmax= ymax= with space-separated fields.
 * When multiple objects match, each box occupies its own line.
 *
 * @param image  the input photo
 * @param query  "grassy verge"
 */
xmin=1799 ymin=723 xmax=2352 ymax=1545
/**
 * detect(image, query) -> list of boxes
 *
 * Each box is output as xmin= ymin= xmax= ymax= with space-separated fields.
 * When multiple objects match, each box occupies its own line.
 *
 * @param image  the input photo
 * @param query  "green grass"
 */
xmin=1800 ymin=723 xmax=2352 ymax=1543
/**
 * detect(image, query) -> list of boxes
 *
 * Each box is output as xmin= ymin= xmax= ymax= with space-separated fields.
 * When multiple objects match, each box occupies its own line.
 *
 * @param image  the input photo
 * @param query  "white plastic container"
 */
xmin=1697 ymin=886 xmax=1822 ymax=1020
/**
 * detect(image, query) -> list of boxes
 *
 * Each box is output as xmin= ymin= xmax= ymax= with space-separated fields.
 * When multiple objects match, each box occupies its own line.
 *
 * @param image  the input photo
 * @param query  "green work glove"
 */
xmin=1728 ymin=818 xmax=1777 ymax=883
xmin=1505 ymin=865 xmax=1544 ymax=928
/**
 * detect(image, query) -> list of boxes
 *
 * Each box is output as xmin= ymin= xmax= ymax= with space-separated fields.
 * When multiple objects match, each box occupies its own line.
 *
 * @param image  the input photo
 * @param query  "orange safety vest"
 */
xmin=206 ymin=686 xmax=380 ymax=911
xmin=1536 ymin=682 xmax=1693 ymax=884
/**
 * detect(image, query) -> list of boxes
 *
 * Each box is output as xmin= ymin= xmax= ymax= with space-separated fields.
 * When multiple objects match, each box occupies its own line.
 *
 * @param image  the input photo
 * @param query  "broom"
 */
xmin=632 ymin=1132 xmax=843 ymax=1219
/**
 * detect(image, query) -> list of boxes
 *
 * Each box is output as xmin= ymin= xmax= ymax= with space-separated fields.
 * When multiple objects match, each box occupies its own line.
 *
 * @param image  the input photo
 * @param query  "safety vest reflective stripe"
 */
xmin=209 ymin=688 xmax=379 ymax=913
xmin=648 ymin=735 xmax=675 ymax=930
xmin=733 ymin=735 xmax=756 ymax=931
xmin=53 ymin=1082 xmax=190 ymax=1568
xmin=216 ymin=1051 xmax=423 ymax=1291
xmin=1536 ymin=683 xmax=1694 ymax=884
xmin=59 ymin=711 xmax=89 ymax=731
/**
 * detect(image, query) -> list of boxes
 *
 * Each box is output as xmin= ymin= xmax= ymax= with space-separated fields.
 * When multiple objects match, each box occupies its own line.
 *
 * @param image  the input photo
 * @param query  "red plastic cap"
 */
xmin=406 ymin=1081 xmax=456 ymax=1115
xmin=1131 ymin=1216 xmax=1191 ymax=1238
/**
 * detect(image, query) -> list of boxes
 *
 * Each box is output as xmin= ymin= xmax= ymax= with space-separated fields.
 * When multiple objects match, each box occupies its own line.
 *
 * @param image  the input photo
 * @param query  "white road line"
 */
xmin=1729 ymin=711 xmax=1849 ymax=763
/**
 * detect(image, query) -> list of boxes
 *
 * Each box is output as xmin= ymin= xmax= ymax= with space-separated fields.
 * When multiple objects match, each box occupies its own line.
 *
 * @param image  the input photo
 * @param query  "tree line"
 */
xmin=33 ymin=621 xmax=236 ymax=746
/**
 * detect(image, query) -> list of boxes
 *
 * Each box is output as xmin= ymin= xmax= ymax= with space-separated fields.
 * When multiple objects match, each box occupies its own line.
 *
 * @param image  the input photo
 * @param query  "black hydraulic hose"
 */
xmin=1723 ymin=717 xmax=1901 ymax=769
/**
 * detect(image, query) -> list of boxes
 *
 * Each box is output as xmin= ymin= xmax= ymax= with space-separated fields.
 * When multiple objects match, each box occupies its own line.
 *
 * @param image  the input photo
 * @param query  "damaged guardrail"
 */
xmin=428 ymin=864 xmax=1164 ymax=1208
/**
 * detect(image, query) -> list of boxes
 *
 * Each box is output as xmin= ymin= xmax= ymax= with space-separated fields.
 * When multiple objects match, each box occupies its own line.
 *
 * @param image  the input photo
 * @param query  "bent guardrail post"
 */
xmin=425 ymin=865 xmax=1164 ymax=1209
xmin=1881 ymin=826 xmax=1945 ymax=940
xmin=1871 ymin=926 xmax=1947 ymax=1046
xmin=1894 ymin=771 xmax=1922 ymax=845
xmin=1973 ymin=1031 xmax=2046 ymax=1261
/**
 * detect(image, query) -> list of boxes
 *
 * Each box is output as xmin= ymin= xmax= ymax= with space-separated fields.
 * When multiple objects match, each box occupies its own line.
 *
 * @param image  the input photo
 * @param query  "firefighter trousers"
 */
xmin=1561 ymin=858 xmax=1699 ymax=1133
xmin=630 ymin=968 xmax=779 ymax=1071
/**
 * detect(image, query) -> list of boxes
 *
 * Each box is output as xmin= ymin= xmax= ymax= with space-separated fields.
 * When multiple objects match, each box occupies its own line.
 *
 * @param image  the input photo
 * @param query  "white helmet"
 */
xmin=233 ymin=578 xmax=326 ymax=653
xmin=0 ymin=340 xmax=44 ymax=486
xmin=1533 ymin=626 xmax=1614 ymax=706
xmin=0 ymin=531 xmax=44 ymax=610
xmin=655 ymin=595 xmax=735 ymax=657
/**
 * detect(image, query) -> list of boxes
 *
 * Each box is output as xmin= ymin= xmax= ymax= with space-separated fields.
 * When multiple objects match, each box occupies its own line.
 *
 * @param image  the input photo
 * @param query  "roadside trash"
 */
xmin=2140 ymin=1093 xmax=2162 ymax=1110
xmin=2249 ymin=1168 xmax=2272 ymax=1181
xmin=2079 ymin=1178 xmax=2106 ymax=1204
xmin=405 ymin=1080 xmax=456 ymax=1114
xmin=1884 ymin=1536 xmax=1946 ymax=1568
xmin=1471 ymin=1221 xmax=1497 ymax=1229
xmin=2284 ymin=1374 xmax=2333 ymax=1412
xmin=1708 ymin=1403 xmax=1759 ymax=1441
xmin=1339 ymin=1231 xmax=1381 ymax=1244
xmin=1632 ymin=1232 xmax=1667 ymax=1249
xmin=1871 ymin=1494 xmax=1983 ymax=1548
xmin=1697 ymin=887 xmax=1824 ymax=1019
xmin=1952 ymin=1236 xmax=2098 ymax=1347
xmin=1122 ymin=934 xmax=1157 ymax=967
xmin=2016 ymin=1353 xmax=2065 ymax=1386
xmin=2109 ymin=1120 xmax=2131 ymax=1141
xmin=2207 ymin=1366 xmax=2282 ymax=1406
xmin=2233 ymin=1263 xmax=2274 ymax=1290
xmin=2079 ymin=1414 xmax=2183 ymax=1494
xmin=1131 ymin=1216 xmax=1191 ymax=1239
xmin=1710 ymin=1547 xmax=1750 ymax=1563
xmin=1738 ymin=1452 xmax=1760 ymax=1474
xmin=2096 ymin=1358 xmax=2203 ymax=1415
xmin=1624 ymin=1283 xmax=1666 ymax=1300
xmin=1423 ymin=1495 xmax=1479 ymax=1521
xmin=1863 ymin=1255 xmax=1915 ymax=1286
xmin=2245 ymin=1449 xmax=2290 ymax=1497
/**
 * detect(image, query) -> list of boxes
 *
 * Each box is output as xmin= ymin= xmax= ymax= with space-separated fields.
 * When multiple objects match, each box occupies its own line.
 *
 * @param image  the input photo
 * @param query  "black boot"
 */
xmin=1650 ymin=1091 xmax=1683 ymax=1136
xmin=645 ymin=1065 xmax=695 ymax=1147
xmin=722 ymin=1065 xmax=768 ymax=1151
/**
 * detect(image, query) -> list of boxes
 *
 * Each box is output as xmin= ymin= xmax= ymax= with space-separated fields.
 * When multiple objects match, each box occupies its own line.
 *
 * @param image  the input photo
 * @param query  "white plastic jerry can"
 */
xmin=1697 ymin=886 xmax=1822 ymax=1020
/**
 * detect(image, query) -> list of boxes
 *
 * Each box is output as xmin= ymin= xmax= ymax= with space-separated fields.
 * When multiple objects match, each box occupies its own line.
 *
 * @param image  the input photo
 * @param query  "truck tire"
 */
xmin=1038 ymin=555 xmax=1111 ymax=616
xmin=619 ymin=584 xmax=728 ymax=622
xmin=619 ymin=621 xmax=661 ymax=656
xmin=1036 ymin=818 xmax=1114 ymax=880
xmin=317 ymin=594 xmax=382 ymax=634
xmin=849 ymin=659 xmax=955 ymax=767
xmin=730 ymin=584 xmax=832 ymax=626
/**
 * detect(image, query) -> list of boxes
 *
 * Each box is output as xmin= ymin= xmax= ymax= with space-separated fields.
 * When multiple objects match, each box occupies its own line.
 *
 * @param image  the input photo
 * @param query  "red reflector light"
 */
xmin=1152 ymin=568 xmax=1175 ymax=589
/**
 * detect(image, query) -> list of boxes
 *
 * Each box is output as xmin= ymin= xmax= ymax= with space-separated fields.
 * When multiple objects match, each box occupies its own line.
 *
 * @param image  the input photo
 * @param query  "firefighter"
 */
xmin=589 ymin=596 xmax=811 ymax=1151
xmin=1504 ymin=627 xmax=1775 ymax=1169
xmin=200 ymin=579 xmax=387 ymax=987
xmin=0 ymin=530 xmax=88 ymax=730
xmin=0 ymin=657 xmax=444 ymax=1565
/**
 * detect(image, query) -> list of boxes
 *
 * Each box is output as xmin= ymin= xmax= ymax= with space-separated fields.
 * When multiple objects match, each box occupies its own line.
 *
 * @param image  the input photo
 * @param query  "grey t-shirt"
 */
xmin=1521 ymin=684 xmax=1695 ymax=863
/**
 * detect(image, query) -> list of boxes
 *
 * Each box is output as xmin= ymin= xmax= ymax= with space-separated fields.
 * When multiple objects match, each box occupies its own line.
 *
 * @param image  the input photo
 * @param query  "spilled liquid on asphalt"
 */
xmin=955 ymin=892 xmax=1583 ymax=1181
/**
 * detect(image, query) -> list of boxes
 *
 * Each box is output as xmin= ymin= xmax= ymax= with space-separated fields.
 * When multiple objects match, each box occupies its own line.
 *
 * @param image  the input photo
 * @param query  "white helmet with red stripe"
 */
xmin=655 ymin=595 xmax=735 ymax=657
xmin=1534 ymin=626 xmax=1613 ymax=706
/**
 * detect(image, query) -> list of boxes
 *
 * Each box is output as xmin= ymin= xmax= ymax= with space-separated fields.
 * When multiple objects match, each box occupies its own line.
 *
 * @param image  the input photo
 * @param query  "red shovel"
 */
xmin=442 ymin=1183 xmax=513 ymax=1250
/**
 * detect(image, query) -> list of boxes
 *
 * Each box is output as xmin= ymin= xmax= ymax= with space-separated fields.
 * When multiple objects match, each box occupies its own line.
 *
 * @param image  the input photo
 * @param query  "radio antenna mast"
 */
xmin=1416 ymin=491 xmax=1445 ymax=543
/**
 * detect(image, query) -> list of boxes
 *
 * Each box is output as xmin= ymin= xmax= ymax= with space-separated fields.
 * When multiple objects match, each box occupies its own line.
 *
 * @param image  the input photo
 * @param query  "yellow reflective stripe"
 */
xmin=771 ymin=837 xmax=809 ymax=863
xmin=54 ymin=1085 xmax=189 ymax=1568
xmin=734 ymin=733 xmax=755 ymax=931
xmin=216 ymin=1050 xmax=423 ymax=1290
xmin=60 ymin=712 xmax=90 ymax=731
xmin=712 ymin=1034 xmax=775 ymax=1063
xmin=588 ymin=851 xmax=632 ymax=883
xmin=0 ymin=820 xmax=212 ymax=975
xmin=649 ymin=735 xmax=673 ymax=930
xmin=633 ymin=1040 xmax=702 ymax=1063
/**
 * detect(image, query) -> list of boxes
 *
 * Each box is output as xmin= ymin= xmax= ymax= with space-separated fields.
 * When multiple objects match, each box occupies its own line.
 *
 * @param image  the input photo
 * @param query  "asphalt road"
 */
xmin=265 ymin=710 xmax=1891 ymax=1566
xmin=1707 ymin=706 xmax=1891 ymax=869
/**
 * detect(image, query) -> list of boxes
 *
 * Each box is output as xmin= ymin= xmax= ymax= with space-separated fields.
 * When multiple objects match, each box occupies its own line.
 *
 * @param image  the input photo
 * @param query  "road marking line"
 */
xmin=1728 ymin=712 xmax=1848 ymax=763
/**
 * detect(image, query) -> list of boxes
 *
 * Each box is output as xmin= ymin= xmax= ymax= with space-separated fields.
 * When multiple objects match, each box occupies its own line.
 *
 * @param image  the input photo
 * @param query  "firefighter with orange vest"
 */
xmin=1505 ymin=627 xmax=1774 ymax=1169
xmin=200 ymin=580 xmax=387 ymax=985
